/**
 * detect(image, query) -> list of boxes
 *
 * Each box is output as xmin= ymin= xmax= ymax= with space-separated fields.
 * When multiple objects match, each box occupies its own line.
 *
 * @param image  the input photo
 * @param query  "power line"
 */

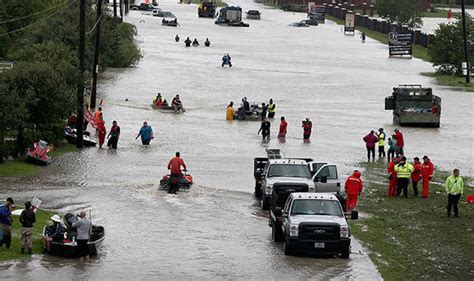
xmin=0 ymin=0 xmax=72 ymax=25
xmin=0 ymin=1 xmax=75 ymax=38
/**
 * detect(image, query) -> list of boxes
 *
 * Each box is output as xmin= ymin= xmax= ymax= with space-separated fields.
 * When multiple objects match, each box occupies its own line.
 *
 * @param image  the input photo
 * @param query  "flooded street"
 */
xmin=1 ymin=0 xmax=473 ymax=279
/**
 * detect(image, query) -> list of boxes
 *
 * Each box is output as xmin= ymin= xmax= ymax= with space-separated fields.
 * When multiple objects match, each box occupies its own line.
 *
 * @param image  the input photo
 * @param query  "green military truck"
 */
xmin=385 ymin=85 xmax=441 ymax=127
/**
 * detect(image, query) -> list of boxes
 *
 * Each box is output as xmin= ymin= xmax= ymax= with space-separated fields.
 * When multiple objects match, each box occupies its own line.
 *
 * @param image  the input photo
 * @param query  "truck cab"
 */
xmin=274 ymin=193 xmax=356 ymax=258
xmin=254 ymin=150 xmax=341 ymax=210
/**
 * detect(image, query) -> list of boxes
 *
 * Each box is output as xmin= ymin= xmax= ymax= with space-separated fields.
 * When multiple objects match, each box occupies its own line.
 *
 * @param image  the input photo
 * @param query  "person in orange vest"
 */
xmin=420 ymin=155 xmax=435 ymax=198
xmin=97 ymin=121 xmax=106 ymax=149
xmin=387 ymin=157 xmax=399 ymax=196
xmin=411 ymin=157 xmax=422 ymax=196
xmin=344 ymin=170 xmax=363 ymax=212
xmin=94 ymin=107 xmax=103 ymax=124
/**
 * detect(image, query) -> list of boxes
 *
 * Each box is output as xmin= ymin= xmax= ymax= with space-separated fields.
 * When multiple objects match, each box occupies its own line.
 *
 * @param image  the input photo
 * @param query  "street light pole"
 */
xmin=461 ymin=0 xmax=470 ymax=83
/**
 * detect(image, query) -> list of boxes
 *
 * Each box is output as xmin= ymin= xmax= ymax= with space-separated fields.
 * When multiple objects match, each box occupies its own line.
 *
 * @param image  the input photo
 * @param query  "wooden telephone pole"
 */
xmin=76 ymin=0 xmax=86 ymax=148
xmin=90 ymin=0 xmax=103 ymax=109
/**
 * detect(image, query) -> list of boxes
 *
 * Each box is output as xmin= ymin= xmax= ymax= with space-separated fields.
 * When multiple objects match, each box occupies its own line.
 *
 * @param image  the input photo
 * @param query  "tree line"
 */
xmin=0 ymin=0 xmax=140 ymax=162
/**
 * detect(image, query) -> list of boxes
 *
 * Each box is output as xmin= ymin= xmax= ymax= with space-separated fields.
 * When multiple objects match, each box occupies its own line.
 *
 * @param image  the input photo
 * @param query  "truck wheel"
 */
xmin=255 ymin=183 xmax=262 ymax=198
xmin=272 ymin=224 xmax=284 ymax=242
xmin=261 ymin=199 xmax=270 ymax=210
xmin=131 ymin=7 xmax=138 ymax=10
xmin=283 ymin=238 xmax=293 ymax=256
xmin=340 ymin=246 xmax=350 ymax=259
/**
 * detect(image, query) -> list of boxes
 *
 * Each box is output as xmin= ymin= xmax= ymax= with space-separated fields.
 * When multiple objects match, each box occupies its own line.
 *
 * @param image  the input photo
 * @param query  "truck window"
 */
xmin=291 ymin=199 xmax=343 ymax=216
xmin=317 ymin=166 xmax=337 ymax=179
xmin=268 ymin=164 xmax=311 ymax=178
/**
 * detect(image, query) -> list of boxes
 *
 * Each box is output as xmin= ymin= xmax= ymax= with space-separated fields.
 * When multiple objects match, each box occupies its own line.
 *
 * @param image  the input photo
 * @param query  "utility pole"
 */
xmin=461 ymin=0 xmax=470 ymax=83
xmin=90 ymin=0 xmax=103 ymax=109
xmin=113 ymin=0 xmax=117 ymax=19
xmin=77 ymin=0 xmax=86 ymax=148
xmin=119 ymin=0 xmax=124 ymax=22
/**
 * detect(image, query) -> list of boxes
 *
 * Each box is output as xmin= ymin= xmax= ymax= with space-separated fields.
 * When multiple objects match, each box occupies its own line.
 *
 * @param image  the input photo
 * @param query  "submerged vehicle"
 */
xmin=64 ymin=126 xmax=97 ymax=147
xmin=44 ymin=213 xmax=105 ymax=258
xmin=272 ymin=192 xmax=357 ymax=257
xmin=159 ymin=172 xmax=193 ymax=192
xmin=289 ymin=21 xmax=310 ymax=27
xmin=153 ymin=10 xmax=176 ymax=18
xmin=215 ymin=6 xmax=249 ymax=27
xmin=26 ymin=140 xmax=52 ymax=166
xmin=198 ymin=1 xmax=216 ymax=18
xmin=246 ymin=10 xmax=261 ymax=20
xmin=385 ymin=85 xmax=441 ymax=127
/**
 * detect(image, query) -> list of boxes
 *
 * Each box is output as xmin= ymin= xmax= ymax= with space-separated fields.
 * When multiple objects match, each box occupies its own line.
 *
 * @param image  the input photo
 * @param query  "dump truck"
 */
xmin=385 ymin=85 xmax=441 ymax=127
xmin=215 ymin=6 xmax=249 ymax=27
xmin=198 ymin=1 xmax=216 ymax=18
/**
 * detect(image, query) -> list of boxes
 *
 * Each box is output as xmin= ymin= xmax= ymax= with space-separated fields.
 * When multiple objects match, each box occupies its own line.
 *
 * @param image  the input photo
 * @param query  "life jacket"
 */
xmin=395 ymin=162 xmax=414 ymax=178
xmin=268 ymin=103 xmax=276 ymax=113
xmin=378 ymin=132 xmax=386 ymax=146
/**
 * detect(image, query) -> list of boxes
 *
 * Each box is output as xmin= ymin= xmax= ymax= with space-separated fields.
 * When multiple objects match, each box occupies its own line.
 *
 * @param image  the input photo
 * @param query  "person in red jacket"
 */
xmin=387 ymin=157 xmax=399 ymax=196
xmin=411 ymin=157 xmax=422 ymax=196
xmin=393 ymin=129 xmax=405 ymax=156
xmin=302 ymin=118 xmax=312 ymax=141
xmin=278 ymin=116 xmax=287 ymax=138
xmin=363 ymin=130 xmax=379 ymax=162
xmin=345 ymin=170 xmax=363 ymax=212
xmin=420 ymin=155 xmax=434 ymax=198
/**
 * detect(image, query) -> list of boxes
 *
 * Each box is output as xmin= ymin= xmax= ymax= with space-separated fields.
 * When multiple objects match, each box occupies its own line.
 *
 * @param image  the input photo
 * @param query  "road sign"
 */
xmin=344 ymin=13 xmax=355 ymax=35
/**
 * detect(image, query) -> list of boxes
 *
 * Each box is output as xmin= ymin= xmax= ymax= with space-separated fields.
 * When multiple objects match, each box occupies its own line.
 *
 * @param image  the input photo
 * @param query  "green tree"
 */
xmin=429 ymin=14 xmax=474 ymax=75
xmin=376 ymin=0 xmax=424 ymax=28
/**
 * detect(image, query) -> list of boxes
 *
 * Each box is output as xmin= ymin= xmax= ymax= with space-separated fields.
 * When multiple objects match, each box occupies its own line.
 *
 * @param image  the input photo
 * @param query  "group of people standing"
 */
xmin=94 ymin=107 xmax=121 ymax=149
xmin=178 ymin=35 xmax=210 ymax=47
xmin=226 ymin=99 xmax=313 ymax=142
xmin=363 ymin=128 xmax=404 ymax=162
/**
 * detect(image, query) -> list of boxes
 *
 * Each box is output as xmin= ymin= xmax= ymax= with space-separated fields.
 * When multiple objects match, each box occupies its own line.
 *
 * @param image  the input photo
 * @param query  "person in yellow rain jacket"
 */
xmin=445 ymin=168 xmax=464 ymax=217
xmin=394 ymin=156 xmax=414 ymax=198
xmin=226 ymin=101 xmax=234 ymax=121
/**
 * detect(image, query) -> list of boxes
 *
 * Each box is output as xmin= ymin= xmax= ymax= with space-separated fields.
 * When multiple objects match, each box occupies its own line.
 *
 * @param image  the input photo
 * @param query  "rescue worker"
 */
xmin=302 ymin=118 xmax=312 ymax=140
xmin=175 ymin=34 xmax=180 ymax=42
xmin=107 ymin=120 xmax=120 ymax=149
xmin=94 ymin=107 xmax=103 ymax=124
xmin=361 ymin=32 xmax=366 ymax=43
xmin=19 ymin=201 xmax=35 ymax=255
xmin=135 ymin=121 xmax=154 ymax=145
xmin=394 ymin=156 xmax=414 ymax=198
xmin=387 ymin=157 xmax=399 ymax=196
xmin=377 ymin=128 xmax=386 ymax=158
xmin=411 ymin=157 xmax=422 ymax=196
xmin=204 ymin=38 xmax=210 ymax=47
xmin=387 ymin=137 xmax=397 ymax=162
xmin=167 ymin=152 xmax=187 ymax=194
xmin=420 ymin=155 xmax=435 ymax=198
xmin=363 ymin=130 xmax=379 ymax=162
xmin=184 ymin=37 xmax=191 ymax=47
xmin=278 ymin=116 xmax=287 ymax=138
xmin=171 ymin=95 xmax=184 ymax=112
xmin=445 ymin=168 xmax=464 ymax=217
xmin=258 ymin=118 xmax=271 ymax=141
xmin=260 ymin=103 xmax=268 ymax=121
xmin=154 ymin=93 xmax=164 ymax=106
xmin=222 ymin=53 xmax=232 ymax=67
xmin=393 ymin=129 xmax=405 ymax=156
xmin=267 ymin=99 xmax=276 ymax=118
xmin=344 ymin=170 xmax=363 ymax=212
xmin=192 ymin=38 xmax=199 ymax=47
xmin=0 ymin=198 xmax=14 ymax=249
xmin=226 ymin=101 xmax=234 ymax=121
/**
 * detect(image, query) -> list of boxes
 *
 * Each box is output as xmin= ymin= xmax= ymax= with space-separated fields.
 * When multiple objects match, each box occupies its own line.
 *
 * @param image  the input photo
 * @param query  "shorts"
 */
xmin=76 ymin=239 xmax=90 ymax=257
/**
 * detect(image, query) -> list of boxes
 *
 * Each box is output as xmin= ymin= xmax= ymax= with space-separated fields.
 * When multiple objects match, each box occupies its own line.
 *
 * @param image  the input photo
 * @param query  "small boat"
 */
xmin=151 ymin=103 xmax=185 ymax=113
xmin=233 ymin=103 xmax=265 ymax=121
xmin=64 ymin=126 xmax=97 ymax=147
xmin=44 ymin=213 xmax=105 ymax=258
xmin=162 ymin=18 xmax=178 ymax=26
xmin=26 ymin=140 xmax=52 ymax=166
xmin=159 ymin=173 xmax=193 ymax=192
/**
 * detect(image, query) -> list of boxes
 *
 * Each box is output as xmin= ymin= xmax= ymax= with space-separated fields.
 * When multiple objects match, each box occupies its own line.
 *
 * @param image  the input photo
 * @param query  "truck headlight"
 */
xmin=290 ymin=224 xmax=299 ymax=237
xmin=265 ymin=184 xmax=273 ymax=195
xmin=340 ymin=225 xmax=349 ymax=238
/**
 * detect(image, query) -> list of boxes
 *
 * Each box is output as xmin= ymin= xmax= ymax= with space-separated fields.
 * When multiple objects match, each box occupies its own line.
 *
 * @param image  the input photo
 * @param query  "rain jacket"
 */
xmin=421 ymin=161 xmax=434 ymax=178
xmin=394 ymin=131 xmax=404 ymax=148
xmin=363 ymin=133 xmax=379 ymax=148
xmin=226 ymin=106 xmax=234 ymax=120
xmin=168 ymin=157 xmax=186 ymax=174
xmin=395 ymin=162 xmax=414 ymax=178
xmin=0 ymin=204 xmax=12 ymax=225
xmin=345 ymin=171 xmax=363 ymax=195
xmin=411 ymin=162 xmax=422 ymax=182
xmin=445 ymin=175 xmax=464 ymax=195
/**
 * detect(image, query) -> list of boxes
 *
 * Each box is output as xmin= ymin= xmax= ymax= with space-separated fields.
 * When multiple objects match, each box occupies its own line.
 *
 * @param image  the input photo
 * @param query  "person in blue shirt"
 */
xmin=135 ymin=121 xmax=154 ymax=145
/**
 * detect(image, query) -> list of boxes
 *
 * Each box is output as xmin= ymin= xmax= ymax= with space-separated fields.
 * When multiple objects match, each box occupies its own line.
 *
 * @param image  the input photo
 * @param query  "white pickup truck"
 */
xmin=273 ymin=192 xmax=357 ymax=257
xmin=254 ymin=153 xmax=341 ymax=210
